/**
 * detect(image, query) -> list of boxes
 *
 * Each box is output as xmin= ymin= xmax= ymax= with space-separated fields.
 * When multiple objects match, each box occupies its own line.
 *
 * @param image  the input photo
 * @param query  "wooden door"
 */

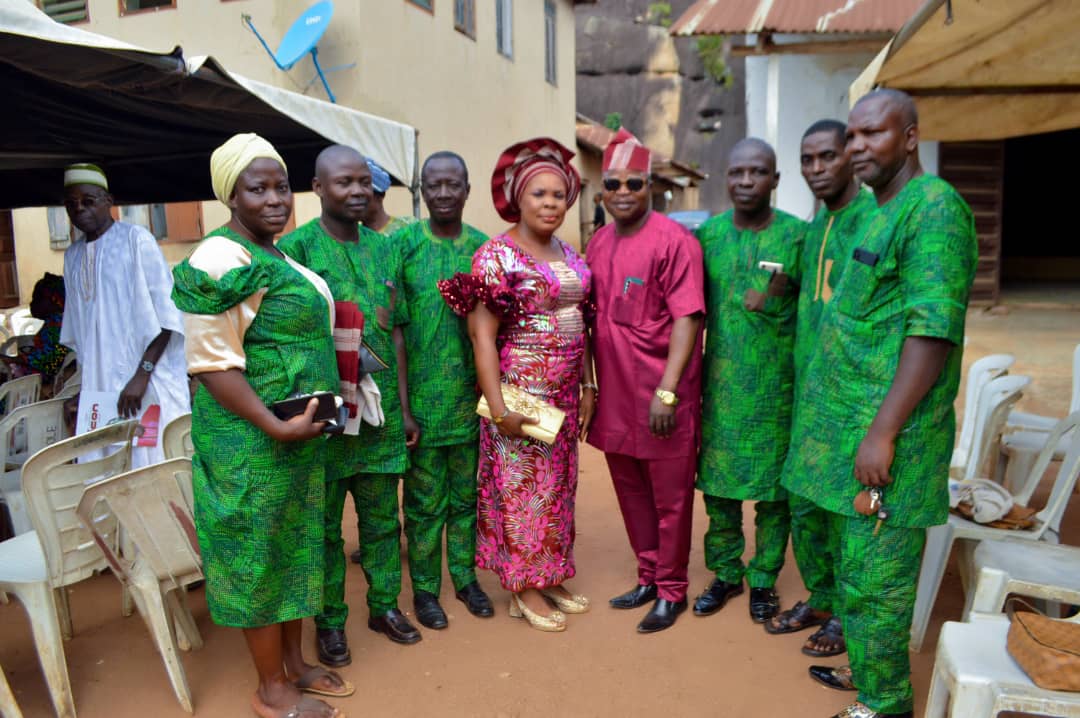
xmin=938 ymin=142 xmax=1004 ymax=305
xmin=163 ymin=202 xmax=204 ymax=242
xmin=0 ymin=211 xmax=20 ymax=308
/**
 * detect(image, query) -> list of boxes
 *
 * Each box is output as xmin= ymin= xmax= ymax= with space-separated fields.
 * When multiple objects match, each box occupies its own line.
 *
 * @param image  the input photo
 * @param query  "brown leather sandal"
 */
xmin=802 ymin=615 xmax=846 ymax=657
xmin=764 ymin=600 xmax=829 ymax=634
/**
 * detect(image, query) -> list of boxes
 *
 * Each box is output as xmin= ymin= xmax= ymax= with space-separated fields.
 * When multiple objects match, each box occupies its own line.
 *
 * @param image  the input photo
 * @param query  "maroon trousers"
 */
xmin=604 ymin=452 xmax=696 ymax=602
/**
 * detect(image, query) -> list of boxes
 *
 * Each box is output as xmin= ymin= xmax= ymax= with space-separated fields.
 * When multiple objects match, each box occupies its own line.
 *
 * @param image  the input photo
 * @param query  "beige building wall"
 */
xmin=13 ymin=0 xmax=582 ymax=301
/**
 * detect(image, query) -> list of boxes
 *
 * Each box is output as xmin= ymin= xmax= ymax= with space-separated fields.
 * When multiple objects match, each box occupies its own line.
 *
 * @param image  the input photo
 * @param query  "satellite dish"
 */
xmin=243 ymin=1 xmax=354 ymax=103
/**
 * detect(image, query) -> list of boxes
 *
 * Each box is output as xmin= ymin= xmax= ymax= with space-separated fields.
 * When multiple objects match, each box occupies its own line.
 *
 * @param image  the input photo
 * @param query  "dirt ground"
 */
xmin=2 ymin=301 xmax=1078 ymax=718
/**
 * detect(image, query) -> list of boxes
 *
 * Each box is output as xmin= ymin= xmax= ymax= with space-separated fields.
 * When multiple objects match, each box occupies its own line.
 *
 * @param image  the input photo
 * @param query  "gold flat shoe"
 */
xmin=540 ymin=588 xmax=590 ymax=614
xmin=509 ymin=593 xmax=567 ymax=632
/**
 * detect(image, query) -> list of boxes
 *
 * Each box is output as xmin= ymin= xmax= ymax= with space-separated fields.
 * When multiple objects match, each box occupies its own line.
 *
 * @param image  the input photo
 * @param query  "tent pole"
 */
xmin=411 ymin=128 xmax=421 ymax=218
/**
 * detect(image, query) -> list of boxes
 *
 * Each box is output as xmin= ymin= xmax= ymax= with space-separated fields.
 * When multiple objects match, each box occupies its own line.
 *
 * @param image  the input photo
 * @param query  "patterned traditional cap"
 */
xmin=491 ymin=137 xmax=581 ymax=223
xmin=367 ymin=159 xmax=391 ymax=194
xmin=63 ymin=163 xmax=108 ymax=190
xmin=602 ymin=128 xmax=652 ymax=174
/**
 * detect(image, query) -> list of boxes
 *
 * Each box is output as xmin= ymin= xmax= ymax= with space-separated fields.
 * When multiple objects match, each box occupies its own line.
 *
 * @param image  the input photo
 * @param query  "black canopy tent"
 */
xmin=0 ymin=1 xmax=418 ymax=209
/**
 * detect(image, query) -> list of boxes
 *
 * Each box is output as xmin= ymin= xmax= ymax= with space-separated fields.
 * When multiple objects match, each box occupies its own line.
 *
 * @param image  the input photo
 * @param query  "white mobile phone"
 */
xmin=758 ymin=260 xmax=784 ymax=273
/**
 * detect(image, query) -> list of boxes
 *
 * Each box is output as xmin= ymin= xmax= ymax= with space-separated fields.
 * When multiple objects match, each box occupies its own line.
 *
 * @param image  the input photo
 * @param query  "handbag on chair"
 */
xmin=1006 ymin=597 xmax=1080 ymax=691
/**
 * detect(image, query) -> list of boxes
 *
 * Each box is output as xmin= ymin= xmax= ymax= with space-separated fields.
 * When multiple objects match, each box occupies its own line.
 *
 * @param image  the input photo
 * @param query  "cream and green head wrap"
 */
xmin=63 ymin=163 xmax=108 ymax=190
xmin=210 ymin=133 xmax=287 ymax=204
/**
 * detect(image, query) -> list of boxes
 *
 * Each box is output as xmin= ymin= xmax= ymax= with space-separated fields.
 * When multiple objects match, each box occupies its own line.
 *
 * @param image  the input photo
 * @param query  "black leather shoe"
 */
xmin=749 ymin=587 xmax=780 ymax=623
xmin=636 ymin=598 xmax=688 ymax=633
xmin=809 ymin=664 xmax=857 ymax=691
xmin=692 ymin=579 xmax=744 ymax=616
xmin=349 ymin=548 xmax=362 ymax=564
xmin=413 ymin=591 xmax=448 ymax=629
xmin=609 ymin=583 xmax=657 ymax=609
xmin=454 ymin=581 xmax=494 ymax=618
xmin=315 ymin=627 xmax=351 ymax=667
xmin=368 ymin=609 xmax=422 ymax=644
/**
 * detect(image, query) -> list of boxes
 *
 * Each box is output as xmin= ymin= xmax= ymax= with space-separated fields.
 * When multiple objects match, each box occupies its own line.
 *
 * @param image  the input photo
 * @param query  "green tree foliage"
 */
xmin=695 ymin=36 xmax=734 ymax=88
xmin=645 ymin=2 xmax=672 ymax=28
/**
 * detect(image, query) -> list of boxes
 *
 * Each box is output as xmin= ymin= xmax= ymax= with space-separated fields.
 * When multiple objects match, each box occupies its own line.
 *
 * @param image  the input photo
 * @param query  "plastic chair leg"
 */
xmin=121 ymin=586 xmax=135 ymax=618
xmin=19 ymin=581 xmax=75 ymax=718
xmin=1003 ymin=447 xmax=1040 ymax=496
xmin=166 ymin=589 xmax=203 ymax=652
xmin=950 ymin=678 xmax=996 ymax=717
xmin=924 ymin=664 xmax=950 ymax=718
xmin=0 ymin=664 xmax=25 ymax=718
xmin=133 ymin=576 xmax=194 ymax=713
xmin=53 ymin=586 xmax=72 ymax=641
xmin=910 ymin=524 xmax=955 ymax=652
xmin=956 ymin=538 xmax=978 ymax=594
xmin=965 ymin=566 xmax=1009 ymax=618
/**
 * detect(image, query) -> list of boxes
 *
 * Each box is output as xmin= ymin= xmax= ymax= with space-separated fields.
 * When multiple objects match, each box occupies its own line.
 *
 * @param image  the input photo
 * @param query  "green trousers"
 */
xmin=703 ymin=495 xmax=789 ymax=588
xmin=834 ymin=511 xmax=926 ymax=715
xmin=790 ymin=493 xmax=840 ymax=613
xmin=403 ymin=443 xmax=479 ymax=595
xmin=317 ymin=472 xmax=402 ymax=628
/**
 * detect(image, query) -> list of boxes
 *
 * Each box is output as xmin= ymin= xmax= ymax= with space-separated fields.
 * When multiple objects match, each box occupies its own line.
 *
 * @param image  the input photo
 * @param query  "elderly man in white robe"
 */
xmin=60 ymin=163 xmax=190 ymax=467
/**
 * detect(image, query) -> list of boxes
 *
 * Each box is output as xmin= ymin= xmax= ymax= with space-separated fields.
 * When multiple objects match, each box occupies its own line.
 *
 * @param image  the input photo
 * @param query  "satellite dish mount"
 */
xmin=243 ymin=1 xmax=353 ymax=103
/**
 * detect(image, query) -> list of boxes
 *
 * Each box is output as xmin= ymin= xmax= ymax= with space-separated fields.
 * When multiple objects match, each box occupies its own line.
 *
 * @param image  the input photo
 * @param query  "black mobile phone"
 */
xmin=271 ymin=392 xmax=338 ymax=423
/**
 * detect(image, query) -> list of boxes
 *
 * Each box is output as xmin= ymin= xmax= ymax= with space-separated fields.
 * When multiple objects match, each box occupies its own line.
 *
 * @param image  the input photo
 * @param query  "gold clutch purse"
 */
xmin=476 ymin=383 xmax=566 ymax=445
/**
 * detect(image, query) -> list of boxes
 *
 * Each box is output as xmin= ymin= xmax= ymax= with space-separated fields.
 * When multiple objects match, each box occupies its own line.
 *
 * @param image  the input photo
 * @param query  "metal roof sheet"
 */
xmin=670 ymin=0 xmax=922 ymax=36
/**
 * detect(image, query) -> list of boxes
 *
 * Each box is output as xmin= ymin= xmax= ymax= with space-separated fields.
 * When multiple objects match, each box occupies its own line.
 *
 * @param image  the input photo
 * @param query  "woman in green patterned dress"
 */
xmin=172 ymin=134 xmax=351 ymax=718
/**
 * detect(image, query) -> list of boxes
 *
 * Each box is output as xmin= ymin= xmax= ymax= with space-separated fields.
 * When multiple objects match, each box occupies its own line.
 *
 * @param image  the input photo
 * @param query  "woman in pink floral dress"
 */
xmin=440 ymin=138 xmax=596 ymax=631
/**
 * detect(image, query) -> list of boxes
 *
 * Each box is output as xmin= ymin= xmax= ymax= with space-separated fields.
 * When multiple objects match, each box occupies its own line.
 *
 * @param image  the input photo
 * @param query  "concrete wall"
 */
xmin=745 ymin=48 xmax=939 ymax=221
xmin=13 ymin=0 xmax=582 ymax=300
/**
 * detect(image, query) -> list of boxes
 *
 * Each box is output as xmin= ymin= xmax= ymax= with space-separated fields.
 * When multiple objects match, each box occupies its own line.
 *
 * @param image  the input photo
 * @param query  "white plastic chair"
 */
xmin=0 ymin=374 xmax=41 ymax=419
xmin=966 ymin=540 xmax=1080 ymax=619
xmin=76 ymin=458 xmax=203 ymax=713
xmin=999 ymin=344 xmax=1080 ymax=492
xmin=0 ymin=398 xmax=71 ymax=536
xmin=0 ymin=531 xmax=76 ymax=718
xmin=162 ymin=413 xmax=193 ymax=460
xmin=0 ymin=333 xmax=36 ymax=359
xmin=952 ymin=353 xmax=1015 ymax=472
xmin=51 ymin=352 xmax=78 ymax=398
xmin=0 ymin=663 xmax=24 ymax=718
xmin=926 ymin=612 xmax=1080 ymax=718
xmin=53 ymin=365 xmax=81 ymax=400
xmin=958 ymin=375 xmax=1029 ymax=481
xmin=910 ymin=411 xmax=1080 ymax=652
xmin=20 ymin=420 xmax=138 ymax=639
xmin=7 ymin=309 xmax=43 ymax=336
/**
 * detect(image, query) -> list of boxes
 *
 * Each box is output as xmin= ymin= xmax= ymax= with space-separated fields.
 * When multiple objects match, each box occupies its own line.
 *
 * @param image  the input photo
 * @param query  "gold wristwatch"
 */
xmin=655 ymin=389 xmax=678 ymax=407
xmin=493 ymin=408 xmax=511 ymax=424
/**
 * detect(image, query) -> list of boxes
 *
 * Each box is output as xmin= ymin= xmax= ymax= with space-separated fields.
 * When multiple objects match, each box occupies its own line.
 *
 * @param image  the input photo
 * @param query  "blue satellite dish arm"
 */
xmin=242 ymin=14 xmax=287 ymax=70
xmin=310 ymin=47 xmax=336 ymax=103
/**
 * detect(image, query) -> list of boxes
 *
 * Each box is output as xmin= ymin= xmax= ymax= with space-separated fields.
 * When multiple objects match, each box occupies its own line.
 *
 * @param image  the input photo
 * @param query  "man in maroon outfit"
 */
xmin=586 ymin=129 xmax=705 ymax=634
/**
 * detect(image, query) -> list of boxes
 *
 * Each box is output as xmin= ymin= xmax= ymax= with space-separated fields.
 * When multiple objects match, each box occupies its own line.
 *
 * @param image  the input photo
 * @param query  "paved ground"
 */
xmin=2 ymin=301 xmax=1077 ymax=718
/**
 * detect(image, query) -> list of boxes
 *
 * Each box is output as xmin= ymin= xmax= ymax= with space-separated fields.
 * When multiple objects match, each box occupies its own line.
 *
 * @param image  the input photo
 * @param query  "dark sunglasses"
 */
xmin=63 ymin=195 xmax=108 ymax=210
xmin=602 ymin=177 xmax=646 ymax=192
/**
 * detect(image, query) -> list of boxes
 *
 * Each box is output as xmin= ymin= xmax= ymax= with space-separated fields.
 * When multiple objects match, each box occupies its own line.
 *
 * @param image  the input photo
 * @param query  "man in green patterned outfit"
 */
xmin=765 ymin=120 xmax=877 ymax=659
xmin=397 ymin=151 xmax=494 ymax=628
xmin=279 ymin=145 xmax=424 ymax=666
xmin=693 ymin=138 xmax=805 ymax=624
xmin=785 ymin=90 xmax=976 ymax=718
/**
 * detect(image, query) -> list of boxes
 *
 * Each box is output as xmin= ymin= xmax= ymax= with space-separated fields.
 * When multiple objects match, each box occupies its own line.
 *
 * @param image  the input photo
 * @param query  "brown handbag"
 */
xmin=1006 ymin=598 xmax=1080 ymax=691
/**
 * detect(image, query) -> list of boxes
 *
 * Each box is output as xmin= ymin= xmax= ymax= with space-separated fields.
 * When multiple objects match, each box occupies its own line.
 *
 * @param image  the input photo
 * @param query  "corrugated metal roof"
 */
xmin=670 ymin=0 xmax=923 ymax=36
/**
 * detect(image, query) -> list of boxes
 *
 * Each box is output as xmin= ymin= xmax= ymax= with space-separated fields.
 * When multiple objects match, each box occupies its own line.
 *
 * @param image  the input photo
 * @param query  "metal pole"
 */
xmin=411 ymin=128 xmax=421 ymax=218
